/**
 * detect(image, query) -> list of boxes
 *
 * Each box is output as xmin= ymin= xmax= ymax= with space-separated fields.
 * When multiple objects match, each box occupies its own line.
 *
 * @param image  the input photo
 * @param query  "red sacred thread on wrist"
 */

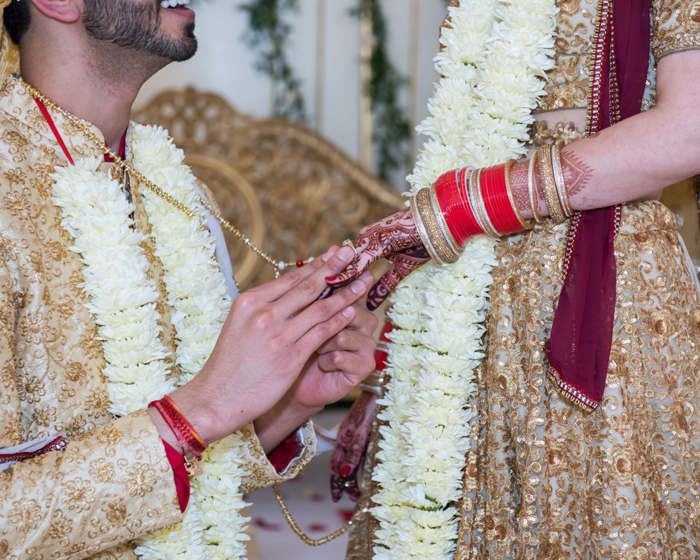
xmin=151 ymin=400 xmax=188 ymax=453
xmin=148 ymin=395 xmax=208 ymax=460
xmin=480 ymin=163 xmax=523 ymax=235
xmin=433 ymin=169 xmax=484 ymax=246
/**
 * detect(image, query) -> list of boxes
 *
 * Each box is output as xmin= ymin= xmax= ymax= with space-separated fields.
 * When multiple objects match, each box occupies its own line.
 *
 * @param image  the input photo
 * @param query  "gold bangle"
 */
xmin=528 ymin=152 xmax=544 ymax=224
xmin=416 ymin=188 xmax=461 ymax=264
xmin=538 ymin=145 xmax=567 ymax=224
xmin=410 ymin=194 xmax=442 ymax=263
xmin=469 ymin=169 xmax=500 ymax=238
xmin=551 ymin=143 xmax=573 ymax=217
xmin=429 ymin=185 xmax=463 ymax=258
xmin=505 ymin=159 xmax=534 ymax=230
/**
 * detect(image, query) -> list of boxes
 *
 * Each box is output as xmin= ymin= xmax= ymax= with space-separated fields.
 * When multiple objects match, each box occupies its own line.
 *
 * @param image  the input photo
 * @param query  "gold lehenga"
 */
xmin=349 ymin=202 xmax=700 ymax=559
xmin=346 ymin=0 xmax=700 ymax=558
xmin=455 ymin=201 xmax=700 ymax=559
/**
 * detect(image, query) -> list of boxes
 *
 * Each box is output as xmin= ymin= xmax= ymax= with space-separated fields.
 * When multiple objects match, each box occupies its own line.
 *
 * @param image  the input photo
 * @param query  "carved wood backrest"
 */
xmin=133 ymin=87 xmax=404 ymax=290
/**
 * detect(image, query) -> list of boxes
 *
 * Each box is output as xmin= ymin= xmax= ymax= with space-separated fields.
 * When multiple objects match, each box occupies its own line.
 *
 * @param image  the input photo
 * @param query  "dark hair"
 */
xmin=4 ymin=0 xmax=32 ymax=46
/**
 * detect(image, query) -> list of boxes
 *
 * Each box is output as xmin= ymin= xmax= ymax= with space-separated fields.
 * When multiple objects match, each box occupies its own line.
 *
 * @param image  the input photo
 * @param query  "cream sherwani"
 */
xmin=0 ymin=74 xmax=314 ymax=560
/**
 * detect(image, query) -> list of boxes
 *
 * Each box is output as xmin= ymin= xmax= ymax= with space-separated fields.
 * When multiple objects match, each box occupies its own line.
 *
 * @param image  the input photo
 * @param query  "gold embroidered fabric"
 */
xmin=537 ymin=0 xmax=700 ymax=112
xmin=346 ymin=3 xmax=700 ymax=558
xmin=527 ymin=120 xmax=585 ymax=149
xmin=538 ymin=0 xmax=596 ymax=112
xmin=347 ymin=200 xmax=700 ymax=559
xmin=0 ymin=412 xmax=181 ymax=559
xmin=453 ymin=201 xmax=700 ymax=559
xmin=0 ymin=74 xmax=313 ymax=559
xmin=653 ymin=0 xmax=700 ymax=60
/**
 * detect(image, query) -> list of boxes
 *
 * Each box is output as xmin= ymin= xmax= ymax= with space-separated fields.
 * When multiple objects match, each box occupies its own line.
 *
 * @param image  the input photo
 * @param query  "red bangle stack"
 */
xmin=433 ymin=169 xmax=483 ymax=246
xmin=149 ymin=395 xmax=208 ymax=461
xmin=480 ymin=163 xmax=524 ymax=236
xmin=427 ymin=161 xmax=531 ymax=250
xmin=411 ymin=160 xmax=533 ymax=264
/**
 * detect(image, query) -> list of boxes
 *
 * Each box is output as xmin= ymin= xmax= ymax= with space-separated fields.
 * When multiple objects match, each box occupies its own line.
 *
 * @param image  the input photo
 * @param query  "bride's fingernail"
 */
xmin=339 ymin=465 xmax=352 ymax=477
xmin=326 ymin=276 xmax=338 ymax=283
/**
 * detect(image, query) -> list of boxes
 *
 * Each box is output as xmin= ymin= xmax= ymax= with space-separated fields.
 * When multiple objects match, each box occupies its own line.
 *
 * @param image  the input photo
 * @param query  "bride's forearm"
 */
xmin=511 ymin=50 xmax=700 ymax=219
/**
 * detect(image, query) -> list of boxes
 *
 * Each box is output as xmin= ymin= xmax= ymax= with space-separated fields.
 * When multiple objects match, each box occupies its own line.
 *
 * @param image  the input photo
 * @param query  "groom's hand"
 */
xmin=161 ymin=245 xmax=373 ymax=447
xmin=291 ymin=272 xmax=378 ymax=410
xmin=254 ymin=275 xmax=378 ymax=452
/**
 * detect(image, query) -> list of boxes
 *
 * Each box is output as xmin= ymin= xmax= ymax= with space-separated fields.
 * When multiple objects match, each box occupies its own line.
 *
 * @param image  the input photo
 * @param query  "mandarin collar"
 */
xmin=0 ymin=74 xmax=134 ymax=170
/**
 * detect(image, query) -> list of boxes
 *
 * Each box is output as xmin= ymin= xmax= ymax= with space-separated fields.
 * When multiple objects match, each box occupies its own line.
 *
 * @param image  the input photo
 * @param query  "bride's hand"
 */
xmin=326 ymin=209 xmax=430 ymax=310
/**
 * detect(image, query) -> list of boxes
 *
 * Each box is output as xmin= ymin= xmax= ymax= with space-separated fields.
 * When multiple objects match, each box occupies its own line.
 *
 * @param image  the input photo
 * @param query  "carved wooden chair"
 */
xmin=133 ymin=88 xmax=404 ymax=291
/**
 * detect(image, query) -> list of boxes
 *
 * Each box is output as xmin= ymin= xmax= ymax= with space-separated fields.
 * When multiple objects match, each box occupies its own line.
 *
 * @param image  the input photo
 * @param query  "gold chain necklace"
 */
xmin=272 ymin=484 xmax=352 ymax=546
xmin=20 ymin=77 xmax=311 ymax=279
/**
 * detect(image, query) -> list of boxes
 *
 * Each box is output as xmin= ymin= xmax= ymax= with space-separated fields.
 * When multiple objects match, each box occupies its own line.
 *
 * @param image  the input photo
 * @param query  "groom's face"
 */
xmin=83 ymin=0 xmax=198 ymax=62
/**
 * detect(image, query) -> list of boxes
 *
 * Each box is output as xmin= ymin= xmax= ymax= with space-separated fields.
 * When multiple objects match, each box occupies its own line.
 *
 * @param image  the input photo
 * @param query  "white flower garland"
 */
xmin=51 ymin=125 xmax=250 ymax=560
xmin=371 ymin=2 xmax=557 ymax=559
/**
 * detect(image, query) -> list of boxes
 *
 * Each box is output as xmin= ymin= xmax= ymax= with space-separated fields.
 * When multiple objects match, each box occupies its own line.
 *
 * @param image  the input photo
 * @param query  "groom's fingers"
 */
xmin=247 ymin=247 xmax=338 ymax=303
xmin=326 ymin=247 xmax=378 ymax=288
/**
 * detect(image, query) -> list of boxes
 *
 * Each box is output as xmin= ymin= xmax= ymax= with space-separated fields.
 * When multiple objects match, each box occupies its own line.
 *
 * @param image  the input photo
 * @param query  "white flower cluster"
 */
xmin=131 ymin=125 xmax=249 ymax=560
xmin=51 ymin=126 xmax=250 ymax=560
xmin=372 ymin=1 xmax=557 ymax=558
xmin=137 ymin=434 xmax=251 ymax=560
xmin=52 ymin=158 xmax=176 ymax=416
xmin=132 ymin=125 xmax=231 ymax=385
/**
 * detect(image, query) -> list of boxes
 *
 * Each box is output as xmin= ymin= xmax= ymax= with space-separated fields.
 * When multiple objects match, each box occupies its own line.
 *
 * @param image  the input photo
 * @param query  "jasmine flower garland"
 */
xmin=371 ymin=1 xmax=557 ymax=558
xmin=51 ymin=125 xmax=250 ymax=560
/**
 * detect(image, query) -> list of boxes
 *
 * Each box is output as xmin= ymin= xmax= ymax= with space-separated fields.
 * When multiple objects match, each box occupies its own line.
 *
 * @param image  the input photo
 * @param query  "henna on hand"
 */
xmin=367 ymin=246 xmax=430 ymax=311
xmin=328 ymin=209 xmax=422 ymax=287
xmin=330 ymin=391 xmax=378 ymax=502
xmin=510 ymin=148 xmax=593 ymax=220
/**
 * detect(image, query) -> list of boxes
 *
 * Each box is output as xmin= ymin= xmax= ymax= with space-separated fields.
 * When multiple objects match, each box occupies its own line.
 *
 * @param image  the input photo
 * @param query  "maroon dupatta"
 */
xmin=545 ymin=0 xmax=651 ymax=411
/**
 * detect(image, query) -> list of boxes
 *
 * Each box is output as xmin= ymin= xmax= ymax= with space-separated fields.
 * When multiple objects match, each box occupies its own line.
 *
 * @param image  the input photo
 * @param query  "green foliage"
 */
xmin=351 ymin=0 xmax=410 ymax=183
xmin=199 ymin=0 xmax=412 ymax=183
xmin=239 ymin=0 xmax=306 ymax=122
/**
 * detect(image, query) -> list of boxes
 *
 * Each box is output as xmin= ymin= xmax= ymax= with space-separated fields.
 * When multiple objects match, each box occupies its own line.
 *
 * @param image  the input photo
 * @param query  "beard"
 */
xmin=83 ymin=0 xmax=198 ymax=62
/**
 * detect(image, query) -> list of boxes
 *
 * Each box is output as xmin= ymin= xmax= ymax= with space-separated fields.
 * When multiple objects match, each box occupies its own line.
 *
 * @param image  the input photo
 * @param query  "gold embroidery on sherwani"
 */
xmin=0 ymin=74 xmax=315 ymax=560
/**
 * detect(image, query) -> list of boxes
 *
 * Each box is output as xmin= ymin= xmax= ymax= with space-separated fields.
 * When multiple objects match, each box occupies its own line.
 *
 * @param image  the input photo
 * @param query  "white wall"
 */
xmin=136 ymin=0 xmax=448 ymax=192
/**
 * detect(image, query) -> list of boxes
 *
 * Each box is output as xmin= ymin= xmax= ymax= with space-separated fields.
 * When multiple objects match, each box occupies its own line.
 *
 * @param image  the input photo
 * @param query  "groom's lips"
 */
xmin=160 ymin=1 xmax=195 ymax=19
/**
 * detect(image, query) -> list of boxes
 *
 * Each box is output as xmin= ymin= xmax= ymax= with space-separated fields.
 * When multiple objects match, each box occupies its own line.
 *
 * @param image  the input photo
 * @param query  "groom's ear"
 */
xmin=29 ymin=0 xmax=81 ymax=24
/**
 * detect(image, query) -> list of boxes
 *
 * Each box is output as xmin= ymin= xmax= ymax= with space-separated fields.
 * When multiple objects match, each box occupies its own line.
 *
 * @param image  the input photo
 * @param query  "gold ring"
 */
xmin=343 ymin=239 xmax=358 ymax=258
